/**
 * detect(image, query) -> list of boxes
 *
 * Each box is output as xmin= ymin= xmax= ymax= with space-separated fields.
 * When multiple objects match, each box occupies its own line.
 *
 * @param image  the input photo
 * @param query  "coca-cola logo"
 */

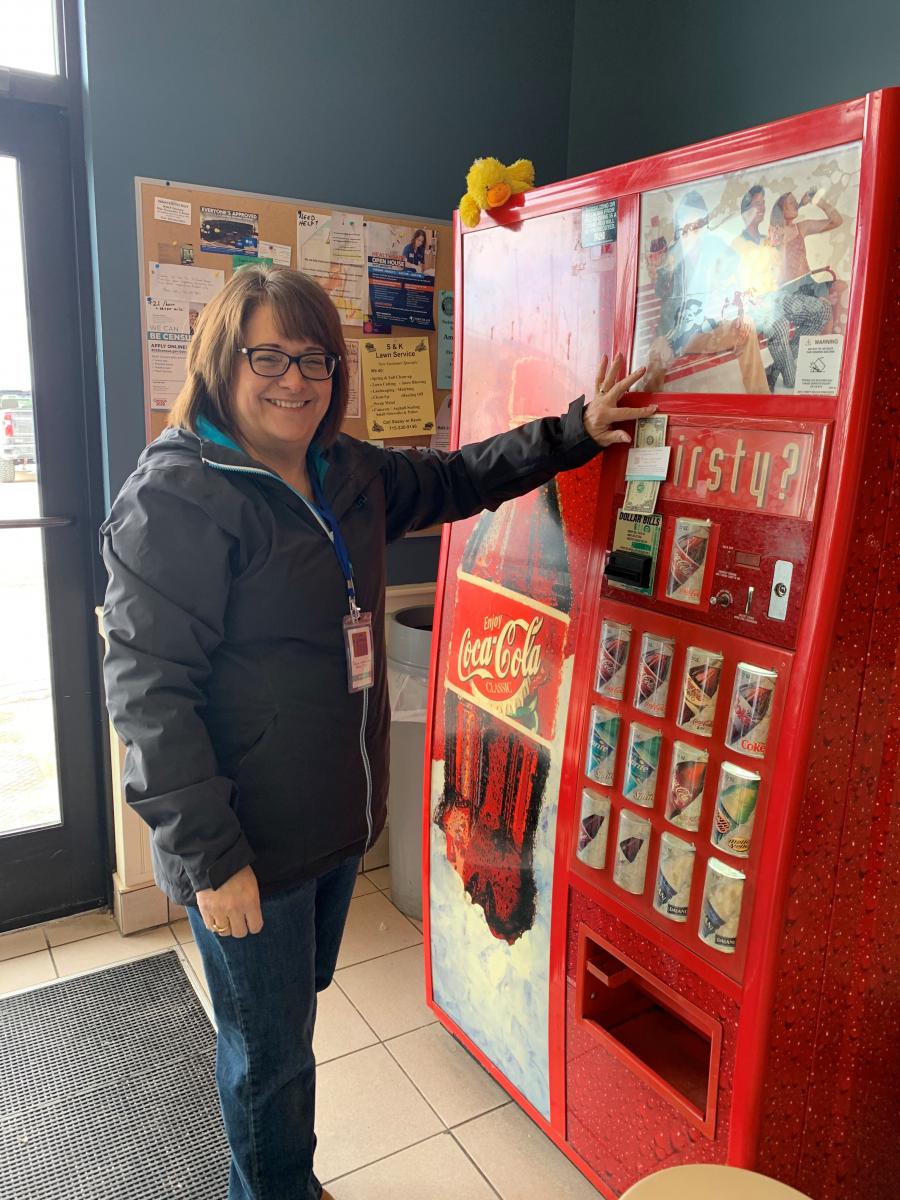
xmin=457 ymin=615 xmax=543 ymax=686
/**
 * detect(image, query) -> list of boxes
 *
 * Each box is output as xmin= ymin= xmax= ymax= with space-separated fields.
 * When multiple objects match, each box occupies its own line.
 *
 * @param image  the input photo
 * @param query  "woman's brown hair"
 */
xmin=167 ymin=265 xmax=349 ymax=447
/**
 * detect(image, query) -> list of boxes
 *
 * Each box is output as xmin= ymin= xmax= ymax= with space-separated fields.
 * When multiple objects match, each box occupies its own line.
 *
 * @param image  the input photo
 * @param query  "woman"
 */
xmin=101 ymin=265 xmax=650 ymax=1200
xmin=401 ymin=228 xmax=427 ymax=270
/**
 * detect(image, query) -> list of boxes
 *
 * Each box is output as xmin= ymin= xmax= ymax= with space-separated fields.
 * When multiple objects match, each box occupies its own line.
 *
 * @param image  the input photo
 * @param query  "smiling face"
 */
xmin=230 ymin=304 xmax=333 ymax=469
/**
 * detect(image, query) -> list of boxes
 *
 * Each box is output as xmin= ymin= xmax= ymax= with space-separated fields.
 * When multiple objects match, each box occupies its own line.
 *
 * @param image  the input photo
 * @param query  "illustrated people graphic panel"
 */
xmin=633 ymin=143 xmax=861 ymax=396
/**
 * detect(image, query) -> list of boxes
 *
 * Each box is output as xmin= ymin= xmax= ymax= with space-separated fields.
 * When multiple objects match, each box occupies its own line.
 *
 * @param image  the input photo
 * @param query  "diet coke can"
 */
xmin=711 ymin=761 xmax=761 ymax=858
xmin=595 ymin=619 xmax=632 ymax=701
xmin=665 ymin=741 xmax=709 ymax=831
xmin=653 ymin=832 xmax=696 ymax=923
xmin=677 ymin=646 xmax=723 ymax=738
xmin=613 ymin=808 xmax=652 ymax=895
xmin=576 ymin=789 xmax=611 ymax=869
xmin=585 ymin=706 xmax=621 ymax=787
xmin=633 ymin=633 xmax=676 ymax=718
xmin=726 ymin=663 xmax=778 ymax=758
xmin=699 ymin=857 xmax=746 ymax=954
xmin=622 ymin=723 xmax=662 ymax=808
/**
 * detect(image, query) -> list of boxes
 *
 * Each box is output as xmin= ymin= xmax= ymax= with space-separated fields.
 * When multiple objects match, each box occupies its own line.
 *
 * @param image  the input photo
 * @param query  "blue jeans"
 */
xmin=187 ymin=856 xmax=361 ymax=1200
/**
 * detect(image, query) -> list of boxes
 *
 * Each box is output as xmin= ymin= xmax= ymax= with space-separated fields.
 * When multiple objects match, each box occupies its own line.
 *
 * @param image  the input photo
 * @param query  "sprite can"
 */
xmin=585 ymin=706 xmax=621 ymax=787
xmin=622 ymin=722 xmax=662 ymax=808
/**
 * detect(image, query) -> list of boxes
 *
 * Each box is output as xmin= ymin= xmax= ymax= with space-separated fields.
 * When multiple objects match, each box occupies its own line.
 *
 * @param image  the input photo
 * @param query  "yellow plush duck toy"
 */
xmin=459 ymin=156 xmax=535 ymax=227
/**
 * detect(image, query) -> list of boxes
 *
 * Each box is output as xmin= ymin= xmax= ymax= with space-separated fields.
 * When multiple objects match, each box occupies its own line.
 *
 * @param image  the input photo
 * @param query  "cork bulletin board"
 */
xmin=135 ymin=177 xmax=452 ymax=451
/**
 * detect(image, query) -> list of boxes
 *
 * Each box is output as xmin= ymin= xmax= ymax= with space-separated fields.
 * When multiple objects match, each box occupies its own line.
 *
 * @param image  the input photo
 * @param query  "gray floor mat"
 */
xmin=0 ymin=949 xmax=227 ymax=1199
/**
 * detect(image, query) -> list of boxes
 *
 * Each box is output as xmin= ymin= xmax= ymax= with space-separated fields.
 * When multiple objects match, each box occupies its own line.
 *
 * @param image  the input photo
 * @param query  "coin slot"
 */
xmin=575 ymin=926 xmax=721 ymax=1137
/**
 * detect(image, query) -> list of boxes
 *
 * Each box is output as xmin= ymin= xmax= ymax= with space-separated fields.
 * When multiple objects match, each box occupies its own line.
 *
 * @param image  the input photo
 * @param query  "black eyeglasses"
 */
xmin=239 ymin=346 xmax=340 ymax=380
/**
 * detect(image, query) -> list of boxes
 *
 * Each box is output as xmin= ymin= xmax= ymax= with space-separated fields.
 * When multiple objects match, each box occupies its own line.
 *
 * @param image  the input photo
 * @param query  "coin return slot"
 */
xmin=575 ymin=927 xmax=721 ymax=1137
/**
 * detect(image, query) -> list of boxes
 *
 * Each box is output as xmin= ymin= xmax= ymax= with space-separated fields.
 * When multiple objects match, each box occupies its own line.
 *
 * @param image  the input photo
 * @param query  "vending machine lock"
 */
xmin=768 ymin=560 xmax=794 ymax=621
xmin=604 ymin=550 xmax=653 ymax=590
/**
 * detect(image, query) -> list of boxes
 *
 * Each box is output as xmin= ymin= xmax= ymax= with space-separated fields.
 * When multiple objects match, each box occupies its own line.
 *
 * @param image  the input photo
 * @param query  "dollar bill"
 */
xmin=623 ymin=414 xmax=669 ymax=514
xmin=635 ymin=413 xmax=669 ymax=449
xmin=623 ymin=478 xmax=659 ymax=515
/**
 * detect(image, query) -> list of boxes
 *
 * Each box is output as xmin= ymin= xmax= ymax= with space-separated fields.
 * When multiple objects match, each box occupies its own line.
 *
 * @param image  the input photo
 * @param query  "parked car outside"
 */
xmin=0 ymin=407 xmax=36 ymax=482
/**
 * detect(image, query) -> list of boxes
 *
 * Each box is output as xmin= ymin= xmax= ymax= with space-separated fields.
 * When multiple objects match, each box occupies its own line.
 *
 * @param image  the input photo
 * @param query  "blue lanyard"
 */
xmin=309 ymin=473 xmax=360 ymax=618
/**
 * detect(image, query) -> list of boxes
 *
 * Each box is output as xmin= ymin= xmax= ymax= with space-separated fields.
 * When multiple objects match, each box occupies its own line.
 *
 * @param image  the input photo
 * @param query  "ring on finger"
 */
xmin=211 ymin=921 xmax=231 ymax=935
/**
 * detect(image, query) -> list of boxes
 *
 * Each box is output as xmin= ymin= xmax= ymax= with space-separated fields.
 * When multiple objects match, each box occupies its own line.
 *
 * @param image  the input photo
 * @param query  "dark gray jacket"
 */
xmin=101 ymin=400 xmax=601 ymax=905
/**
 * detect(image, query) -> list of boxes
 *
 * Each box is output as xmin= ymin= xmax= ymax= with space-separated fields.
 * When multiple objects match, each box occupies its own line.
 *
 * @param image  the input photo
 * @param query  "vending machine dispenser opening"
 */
xmin=423 ymin=89 xmax=900 ymax=1200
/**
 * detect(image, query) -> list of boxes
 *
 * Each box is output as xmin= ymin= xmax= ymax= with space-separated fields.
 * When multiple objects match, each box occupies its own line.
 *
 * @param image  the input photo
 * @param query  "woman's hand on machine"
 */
xmin=196 ymin=864 xmax=264 ymax=938
xmin=583 ymin=353 xmax=655 ymax=448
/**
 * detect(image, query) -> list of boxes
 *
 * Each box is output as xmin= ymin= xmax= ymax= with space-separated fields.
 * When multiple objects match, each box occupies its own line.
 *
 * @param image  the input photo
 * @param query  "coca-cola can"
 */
xmin=666 ymin=517 xmax=712 ymax=605
xmin=699 ymin=857 xmax=746 ymax=954
xmin=633 ymin=633 xmax=676 ymax=718
xmin=595 ymin=619 xmax=632 ymax=701
xmin=622 ymin=723 xmax=662 ymax=808
xmin=665 ymin=741 xmax=709 ymax=831
xmin=726 ymin=663 xmax=778 ymax=758
xmin=585 ymin=706 xmax=621 ymax=787
xmin=711 ymin=761 xmax=761 ymax=858
xmin=576 ymin=789 xmax=611 ymax=869
xmin=677 ymin=646 xmax=723 ymax=738
xmin=653 ymin=832 xmax=696 ymax=923
xmin=613 ymin=808 xmax=651 ymax=894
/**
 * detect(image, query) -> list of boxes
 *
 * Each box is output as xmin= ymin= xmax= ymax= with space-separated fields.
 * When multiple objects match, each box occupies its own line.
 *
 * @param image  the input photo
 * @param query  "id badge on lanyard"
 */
xmin=343 ymin=610 xmax=374 ymax=693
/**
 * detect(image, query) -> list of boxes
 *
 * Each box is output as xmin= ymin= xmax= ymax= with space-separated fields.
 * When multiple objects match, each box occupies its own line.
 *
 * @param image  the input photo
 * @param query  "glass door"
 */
xmin=0 ymin=97 xmax=107 ymax=928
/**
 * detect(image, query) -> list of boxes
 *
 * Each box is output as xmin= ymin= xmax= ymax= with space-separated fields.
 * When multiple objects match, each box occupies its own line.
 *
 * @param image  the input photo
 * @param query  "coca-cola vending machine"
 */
xmin=423 ymin=89 xmax=900 ymax=1198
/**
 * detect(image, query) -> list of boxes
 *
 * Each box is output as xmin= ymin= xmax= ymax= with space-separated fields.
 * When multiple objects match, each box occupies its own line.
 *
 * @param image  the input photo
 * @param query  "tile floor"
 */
xmin=0 ymin=868 xmax=602 ymax=1199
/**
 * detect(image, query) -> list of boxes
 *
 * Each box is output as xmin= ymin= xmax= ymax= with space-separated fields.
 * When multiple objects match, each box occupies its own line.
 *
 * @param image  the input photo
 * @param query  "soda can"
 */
xmin=633 ymin=633 xmax=676 ymax=718
xmin=726 ymin=663 xmax=778 ymax=758
xmin=653 ymin=832 xmax=696 ymax=923
xmin=665 ymin=741 xmax=709 ymax=831
xmin=666 ymin=517 xmax=712 ymax=605
xmin=711 ymin=761 xmax=761 ymax=858
xmin=595 ymin=619 xmax=632 ymax=701
xmin=585 ymin=706 xmax=621 ymax=787
xmin=698 ymin=857 xmax=746 ymax=954
xmin=677 ymin=646 xmax=723 ymax=738
xmin=576 ymin=789 xmax=611 ymax=869
xmin=622 ymin=723 xmax=662 ymax=808
xmin=613 ymin=808 xmax=651 ymax=895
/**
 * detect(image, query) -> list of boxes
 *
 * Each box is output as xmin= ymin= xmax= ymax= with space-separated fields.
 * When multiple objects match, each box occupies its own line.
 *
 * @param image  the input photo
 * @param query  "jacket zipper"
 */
xmin=202 ymin=455 xmax=375 ymax=847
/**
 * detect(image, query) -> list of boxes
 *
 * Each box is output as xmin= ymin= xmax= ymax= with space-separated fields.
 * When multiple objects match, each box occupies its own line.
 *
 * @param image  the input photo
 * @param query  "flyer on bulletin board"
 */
xmin=436 ymin=290 xmax=454 ymax=389
xmin=360 ymin=338 xmax=435 ymax=438
xmin=344 ymin=339 xmax=361 ymax=419
xmin=297 ymin=209 xmax=367 ymax=326
xmin=366 ymin=223 xmax=437 ymax=331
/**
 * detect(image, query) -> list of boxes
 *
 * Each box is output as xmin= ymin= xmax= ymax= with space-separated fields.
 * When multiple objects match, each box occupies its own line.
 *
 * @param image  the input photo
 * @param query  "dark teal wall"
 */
xmin=567 ymin=0 xmax=900 ymax=176
xmin=80 ymin=0 xmax=576 ymax=503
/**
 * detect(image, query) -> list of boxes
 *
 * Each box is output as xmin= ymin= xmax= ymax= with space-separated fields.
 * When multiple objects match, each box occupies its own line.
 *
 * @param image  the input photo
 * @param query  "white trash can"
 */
xmin=386 ymin=605 xmax=434 ymax=921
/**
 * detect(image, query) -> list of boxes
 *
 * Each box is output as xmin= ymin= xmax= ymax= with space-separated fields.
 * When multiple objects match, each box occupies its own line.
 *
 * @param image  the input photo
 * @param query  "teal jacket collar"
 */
xmin=195 ymin=414 xmax=329 ymax=486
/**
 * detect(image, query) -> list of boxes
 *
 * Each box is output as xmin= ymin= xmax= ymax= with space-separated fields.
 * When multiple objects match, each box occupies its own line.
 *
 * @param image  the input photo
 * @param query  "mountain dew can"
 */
xmin=622 ymin=722 xmax=662 ymax=808
xmin=710 ymin=762 xmax=761 ymax=858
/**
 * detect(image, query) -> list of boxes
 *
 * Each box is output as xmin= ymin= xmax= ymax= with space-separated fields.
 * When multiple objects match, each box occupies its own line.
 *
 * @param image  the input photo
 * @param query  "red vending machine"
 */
xmin=423 ymin=89 xmax=900 ymax=1198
